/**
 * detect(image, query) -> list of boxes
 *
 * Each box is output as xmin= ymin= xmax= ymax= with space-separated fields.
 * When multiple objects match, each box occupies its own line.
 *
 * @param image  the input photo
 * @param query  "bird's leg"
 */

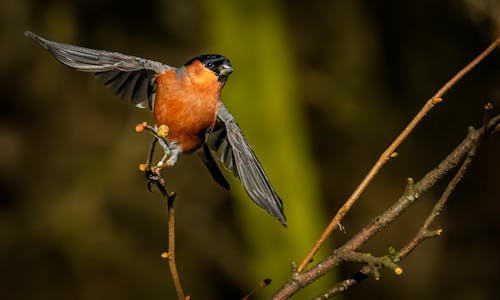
xmin=158 ymin=154 xmax=169 ymax=166
xmin=157 ymin=142 xmax=179 ymax=167
xmin=165 ymin=143 xmax=180 ymax=166
xmin=156 ymin=137 xmax=171 ymax=161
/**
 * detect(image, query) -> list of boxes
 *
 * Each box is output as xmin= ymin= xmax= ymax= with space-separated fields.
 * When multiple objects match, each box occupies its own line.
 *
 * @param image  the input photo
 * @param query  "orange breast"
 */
xmin=153 ymin=61 xmax=221 ymax=152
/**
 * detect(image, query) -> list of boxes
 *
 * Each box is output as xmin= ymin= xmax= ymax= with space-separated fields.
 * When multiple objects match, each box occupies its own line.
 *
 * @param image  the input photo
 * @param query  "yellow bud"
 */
xmin=157 ymin=125 xmax=169 ymax=138
xmin=135 ymin=123 xmax=146 ymax=133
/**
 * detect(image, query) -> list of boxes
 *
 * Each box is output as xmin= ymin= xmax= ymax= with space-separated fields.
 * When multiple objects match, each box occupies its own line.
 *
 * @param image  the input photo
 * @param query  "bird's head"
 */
xmin=184 ymin=54 xmax=233 ymax=83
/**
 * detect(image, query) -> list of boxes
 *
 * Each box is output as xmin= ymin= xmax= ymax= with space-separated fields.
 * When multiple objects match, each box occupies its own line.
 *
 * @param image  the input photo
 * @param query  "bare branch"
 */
xmin=312 ymin=250 xmax=404 ymax=300
xmin=137 ymin=124 xmax=188 ymax=300
xmin=272 ymin=113 xmax=500 ymax=299
xmin=399 ymin=104 xmax=494 ymax=259
xmin=297 ymin=37 xmax=500 ymax=273
xmin=310 ymin=108 xmax=499 ymax=299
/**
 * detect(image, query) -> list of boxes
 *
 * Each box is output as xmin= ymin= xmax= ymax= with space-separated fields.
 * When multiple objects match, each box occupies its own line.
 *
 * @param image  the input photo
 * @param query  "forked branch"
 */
xmin=274 ymin=35 xmax=500 ymax=298
xmin=312 ymin=108 xmax=498 ymax=299
xmin=297 ymin=36 xmax=500 ymax=273
xmin=273 ymin=112 xmax=499 ymax=299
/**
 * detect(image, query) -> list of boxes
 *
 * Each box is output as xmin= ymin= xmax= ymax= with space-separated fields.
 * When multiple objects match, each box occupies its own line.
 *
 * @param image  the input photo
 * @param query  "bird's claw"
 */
xmin=146 ymin=169 xmax=162 ymax=191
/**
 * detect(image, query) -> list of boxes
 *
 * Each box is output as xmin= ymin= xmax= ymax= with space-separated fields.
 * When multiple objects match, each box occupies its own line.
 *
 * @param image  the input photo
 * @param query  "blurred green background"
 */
xmin=1 ymin=0 xmax=499 ymax=299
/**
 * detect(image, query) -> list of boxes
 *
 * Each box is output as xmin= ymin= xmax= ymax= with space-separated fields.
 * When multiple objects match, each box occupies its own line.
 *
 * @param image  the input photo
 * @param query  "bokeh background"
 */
xmin=1 ymin=0 xmax=499 ymax=299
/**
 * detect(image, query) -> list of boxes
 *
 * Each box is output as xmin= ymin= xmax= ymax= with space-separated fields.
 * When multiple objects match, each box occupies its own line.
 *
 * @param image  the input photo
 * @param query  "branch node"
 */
xmin=290 ymin=262 xmax=302 ymax=284
xmin=387 ymin=246 xmax=401 ymax=262
xmin=368 ymin=262 xmax=381 ymax=280
xmin=431 ymin=97 xmax=443 ymax=104
xmin=390 ymin=151 xmax=399 ymax=158
xmin=380 ymin=256 xmax=402 ymax=276
xmin=423 ymin=228 xmax=443 ymax=238
xmin=405 ymin=178 xmax=420 ymax=200
xmin=161 ymin=251 xmax=172 ymax=260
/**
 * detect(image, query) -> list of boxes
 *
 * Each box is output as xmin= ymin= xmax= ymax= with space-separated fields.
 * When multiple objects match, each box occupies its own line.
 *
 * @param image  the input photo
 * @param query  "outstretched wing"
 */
xmin=25 ymin=31 xmax=171 ymax=110
xmin=206 ymin=103 xmax=287 ymax=226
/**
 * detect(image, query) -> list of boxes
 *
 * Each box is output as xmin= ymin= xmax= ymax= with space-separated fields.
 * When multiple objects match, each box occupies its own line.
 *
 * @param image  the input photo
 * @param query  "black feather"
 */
xmin=199 ymin=144 xmax=230 ymax=190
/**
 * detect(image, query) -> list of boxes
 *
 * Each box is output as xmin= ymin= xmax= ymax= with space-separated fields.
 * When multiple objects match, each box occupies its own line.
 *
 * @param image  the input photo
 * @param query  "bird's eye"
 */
xmin=206 ymin=62 xmax=214 ymax=68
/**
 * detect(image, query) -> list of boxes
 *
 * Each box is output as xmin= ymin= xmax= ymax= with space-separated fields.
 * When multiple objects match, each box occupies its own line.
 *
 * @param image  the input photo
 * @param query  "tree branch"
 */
xmin=297 ymin=36 xmax=500 ymax=273
xmin=272 ymin=113 xmax=500 ymax=299
xmin=137 ymin=123 xmax=188 ymax=300
xmin=160 ymin=190 xmax=186 ymax=300
xmin=399 ymin=103 xmax=494 ymax=258
xmin=312 ymin=106 xmax=497 ymax=299
xmin=312 ymin=249 xmax=403 ymax=300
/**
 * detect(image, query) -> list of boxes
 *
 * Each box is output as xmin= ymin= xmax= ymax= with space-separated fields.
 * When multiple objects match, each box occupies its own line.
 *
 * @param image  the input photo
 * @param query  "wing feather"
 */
xmin=25 ymin=31 xmax=170 ymax=110
xmin=206 ymin=103 xmax=286 ymax=226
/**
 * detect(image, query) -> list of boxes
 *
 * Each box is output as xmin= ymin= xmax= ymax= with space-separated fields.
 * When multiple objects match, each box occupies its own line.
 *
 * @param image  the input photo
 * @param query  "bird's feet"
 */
xmin=135 ymin=121 xmax=179 ymax=168
xmin=145 ymin=168 xmax=163 ymax=192
xmin=136 ymin=122 xmax=181 ymax=192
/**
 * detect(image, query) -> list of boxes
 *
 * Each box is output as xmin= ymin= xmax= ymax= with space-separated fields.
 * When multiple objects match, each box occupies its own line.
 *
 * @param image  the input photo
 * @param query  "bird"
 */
xmin=25 ymin=31 xmax=287 ymax=226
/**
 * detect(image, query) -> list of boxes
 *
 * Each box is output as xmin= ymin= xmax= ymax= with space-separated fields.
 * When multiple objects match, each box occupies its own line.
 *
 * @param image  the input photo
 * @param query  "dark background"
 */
xmin=0 ymin=0 xmax=499 ymax=299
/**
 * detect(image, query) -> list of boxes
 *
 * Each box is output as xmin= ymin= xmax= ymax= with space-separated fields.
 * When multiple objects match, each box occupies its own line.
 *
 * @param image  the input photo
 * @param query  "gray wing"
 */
xmin=25 ymin=31 xmax=171 ymax=110
xmin=206 ymin=103 xmax=287 ymax=226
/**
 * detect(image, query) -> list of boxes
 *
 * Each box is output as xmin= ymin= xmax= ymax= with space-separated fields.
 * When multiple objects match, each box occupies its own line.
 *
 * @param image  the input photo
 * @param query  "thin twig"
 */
xmin=241 ymin=279 xmax=272 ymax=300
xmin=399 ymin=104 xmax=493 ymax=259
xmin=162 ymin=191 xmax=186 ymax=300
xmin=146 ymin=172 xmax=186 ymax=299
xmin=151 ymin=170 xmax=186 ymax=300
xmin=297 ymin=36 xmax=500 ymax=273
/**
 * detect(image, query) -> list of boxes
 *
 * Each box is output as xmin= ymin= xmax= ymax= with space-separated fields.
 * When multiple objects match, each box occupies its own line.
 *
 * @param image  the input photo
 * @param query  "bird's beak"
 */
xmin=219 ymin=63 xmax=233 ymax=76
